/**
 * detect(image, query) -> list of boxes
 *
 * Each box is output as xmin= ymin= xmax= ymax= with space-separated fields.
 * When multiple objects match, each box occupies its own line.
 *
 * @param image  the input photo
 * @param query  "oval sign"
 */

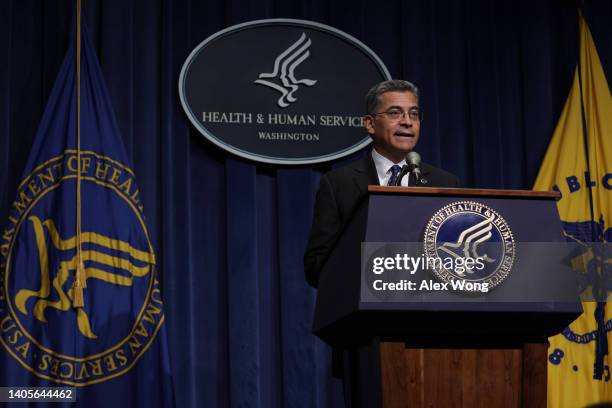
xmin=179 ymin=19 xmax=391 ymax=165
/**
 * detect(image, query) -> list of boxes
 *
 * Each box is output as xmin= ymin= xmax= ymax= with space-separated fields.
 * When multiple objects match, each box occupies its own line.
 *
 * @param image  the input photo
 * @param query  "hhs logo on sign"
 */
xmin=254 ymin=33 xmax=317 ymax=108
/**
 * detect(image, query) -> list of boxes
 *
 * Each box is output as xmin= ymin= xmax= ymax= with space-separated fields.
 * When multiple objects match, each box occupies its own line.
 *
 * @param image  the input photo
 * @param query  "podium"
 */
xmin=312 ymin=187 xmax=582 ymax=408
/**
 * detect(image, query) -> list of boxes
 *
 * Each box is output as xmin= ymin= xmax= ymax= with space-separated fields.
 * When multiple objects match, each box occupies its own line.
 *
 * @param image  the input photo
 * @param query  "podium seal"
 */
xmin=423 ymin=201 xmax=516 ymax=291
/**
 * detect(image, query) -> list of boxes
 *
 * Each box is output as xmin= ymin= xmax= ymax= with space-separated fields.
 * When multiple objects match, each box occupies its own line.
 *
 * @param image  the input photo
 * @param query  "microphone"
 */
xmin=406 ymin=151 xmax=422 ymax=185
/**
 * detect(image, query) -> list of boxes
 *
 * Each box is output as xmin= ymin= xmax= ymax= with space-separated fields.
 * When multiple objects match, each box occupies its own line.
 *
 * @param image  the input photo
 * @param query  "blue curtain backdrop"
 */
xmin=1 ymin=1 xmax=612 ymax=407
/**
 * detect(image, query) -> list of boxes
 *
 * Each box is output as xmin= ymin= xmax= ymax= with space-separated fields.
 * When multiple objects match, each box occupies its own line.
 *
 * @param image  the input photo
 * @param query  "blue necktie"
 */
xmin=387 ymin=164 xmax=402 ymax=186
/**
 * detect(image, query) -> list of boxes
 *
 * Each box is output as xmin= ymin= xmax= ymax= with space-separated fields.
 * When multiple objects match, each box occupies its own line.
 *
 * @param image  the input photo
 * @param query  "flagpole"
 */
xmin=576 ymin=10 xmax=597 ymax=240
xmin=73 ymin=0 xmax=86 ymax=308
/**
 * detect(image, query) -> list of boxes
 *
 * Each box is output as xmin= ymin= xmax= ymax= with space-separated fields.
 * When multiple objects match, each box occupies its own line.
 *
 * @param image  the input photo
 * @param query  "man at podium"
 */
xmin=303 ymin=79 xmax=460 ymax=407
xmin=304 ymin=79 xmax=459 ymax=288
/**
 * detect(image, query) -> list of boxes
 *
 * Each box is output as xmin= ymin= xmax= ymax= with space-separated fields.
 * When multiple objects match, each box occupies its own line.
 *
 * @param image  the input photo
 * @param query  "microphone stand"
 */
xmin=394 ymin=165 xmax=410 ymax=186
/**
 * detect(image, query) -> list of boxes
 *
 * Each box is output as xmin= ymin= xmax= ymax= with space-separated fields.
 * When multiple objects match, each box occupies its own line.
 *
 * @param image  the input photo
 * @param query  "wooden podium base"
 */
xmin=380 ymin=343 xmax=547 ymax=408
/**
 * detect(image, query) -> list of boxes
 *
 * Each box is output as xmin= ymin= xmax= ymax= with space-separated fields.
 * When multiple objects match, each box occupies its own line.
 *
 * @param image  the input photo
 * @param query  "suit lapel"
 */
xmin=417 ymin=162 xmax=433 ymax=186
xmin=352 ymin=154 xmax=379 ymax=196
xmin=420 ymin=162 xmax=431 ymax=178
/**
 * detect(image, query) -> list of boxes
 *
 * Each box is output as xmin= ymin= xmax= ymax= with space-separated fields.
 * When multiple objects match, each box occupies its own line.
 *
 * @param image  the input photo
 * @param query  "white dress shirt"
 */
xmin=371 ymin=148 xmax=409 ymax=186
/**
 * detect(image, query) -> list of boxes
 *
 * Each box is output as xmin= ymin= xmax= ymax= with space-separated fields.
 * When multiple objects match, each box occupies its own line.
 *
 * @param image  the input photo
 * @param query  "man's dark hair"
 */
xmin=365 ymin=80 xmax=419 ymax=115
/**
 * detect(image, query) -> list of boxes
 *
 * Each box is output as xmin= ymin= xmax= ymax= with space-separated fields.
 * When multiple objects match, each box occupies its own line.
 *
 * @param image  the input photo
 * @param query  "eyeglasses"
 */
xmin=373 ymin=108 xmax=423 ymax=122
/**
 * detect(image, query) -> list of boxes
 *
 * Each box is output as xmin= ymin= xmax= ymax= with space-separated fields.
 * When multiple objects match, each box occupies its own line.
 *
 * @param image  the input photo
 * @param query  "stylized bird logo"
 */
xmin=15 ymin=216 xmax=154 ymax=339
xmin=437 ymin=213 xmax=497 ymax=276
xmin=254 ymin=33 xmax=318 ymax=108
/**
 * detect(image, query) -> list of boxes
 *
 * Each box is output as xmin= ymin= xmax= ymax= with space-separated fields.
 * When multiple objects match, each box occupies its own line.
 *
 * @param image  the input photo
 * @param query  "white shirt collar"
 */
xmin=371 ymin=148 xmax=407 ymax=186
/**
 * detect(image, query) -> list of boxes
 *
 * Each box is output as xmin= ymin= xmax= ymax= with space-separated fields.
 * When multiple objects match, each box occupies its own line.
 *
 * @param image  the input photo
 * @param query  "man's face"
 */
xmin=364 ymin=91 xmax=420 ymax=163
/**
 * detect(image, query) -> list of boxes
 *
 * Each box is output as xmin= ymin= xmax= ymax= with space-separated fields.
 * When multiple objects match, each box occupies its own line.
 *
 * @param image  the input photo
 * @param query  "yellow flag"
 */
xmin=533 ymin=15 xmax=612 ymax=407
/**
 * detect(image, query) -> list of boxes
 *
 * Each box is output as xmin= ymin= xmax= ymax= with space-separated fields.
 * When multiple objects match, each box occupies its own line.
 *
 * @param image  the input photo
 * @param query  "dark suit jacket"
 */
xmin=304 ymin=154 xmax=460 ymax=288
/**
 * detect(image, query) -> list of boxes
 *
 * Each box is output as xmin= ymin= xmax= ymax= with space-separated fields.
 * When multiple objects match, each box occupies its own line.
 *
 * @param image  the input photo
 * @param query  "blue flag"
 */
xmin=0 ymin=23 xmax=174 ymax=407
